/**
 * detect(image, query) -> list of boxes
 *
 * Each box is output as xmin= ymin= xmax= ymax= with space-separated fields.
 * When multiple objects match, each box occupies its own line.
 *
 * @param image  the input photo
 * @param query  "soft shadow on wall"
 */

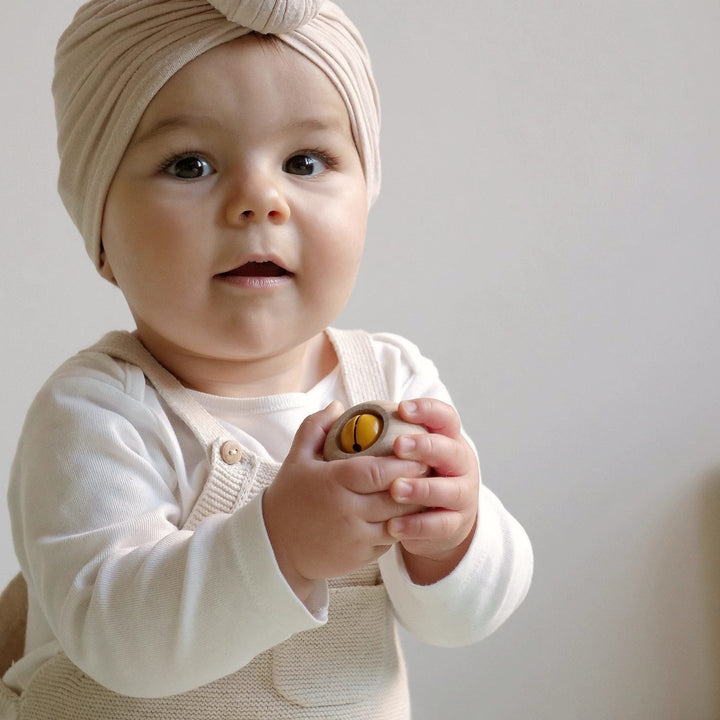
xmin=700 ymin=472 xmax=720 ymax=709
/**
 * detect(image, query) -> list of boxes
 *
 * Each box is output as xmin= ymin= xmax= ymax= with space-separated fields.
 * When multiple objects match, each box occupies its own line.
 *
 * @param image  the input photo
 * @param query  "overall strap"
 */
xmin=88 ymin=331 xmax=278 ymax=532
xmin=326 ymin=328 xmax=390 ymax=404
xmin=90 ymin=331 xmax=226 ymax=452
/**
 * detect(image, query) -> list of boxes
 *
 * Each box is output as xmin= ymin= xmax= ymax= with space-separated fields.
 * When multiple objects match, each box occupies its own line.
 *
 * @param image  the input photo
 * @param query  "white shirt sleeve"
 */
xmin=371 ymin=333 xmax=533 ymax=646
xmin=8 ymin=353 xmax=325 ymax=698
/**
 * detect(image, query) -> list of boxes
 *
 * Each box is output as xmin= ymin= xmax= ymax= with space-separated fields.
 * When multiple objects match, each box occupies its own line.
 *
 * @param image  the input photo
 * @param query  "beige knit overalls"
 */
xmin=0 ymin=328 xmax=410 ymax=719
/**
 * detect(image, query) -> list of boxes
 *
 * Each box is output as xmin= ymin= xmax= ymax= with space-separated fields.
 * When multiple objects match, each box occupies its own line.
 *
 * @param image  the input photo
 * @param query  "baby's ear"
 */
xmin=98 ymin=246 xmax=117 ymax=284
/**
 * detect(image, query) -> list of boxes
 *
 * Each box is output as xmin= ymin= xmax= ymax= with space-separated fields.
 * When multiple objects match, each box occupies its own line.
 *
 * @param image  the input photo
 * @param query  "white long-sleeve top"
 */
xmin=4 ymin=330 xmax=532 ymax=699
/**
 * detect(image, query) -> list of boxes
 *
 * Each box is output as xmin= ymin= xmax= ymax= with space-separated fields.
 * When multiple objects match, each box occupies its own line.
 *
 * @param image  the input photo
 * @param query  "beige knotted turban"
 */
xmin=53 ymin=0 xmax=380 ymax=270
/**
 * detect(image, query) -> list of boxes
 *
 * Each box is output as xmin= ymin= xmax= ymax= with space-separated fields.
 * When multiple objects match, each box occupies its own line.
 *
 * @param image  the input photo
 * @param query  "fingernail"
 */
xmin=394 ymin=480 xmax=412 ymax=500
xmin=396 ymin=436 xmax=416 ymax=455
xmin=388 ymin=518 xmax=404 ymax=538
xmin=402 ymin=401 xmax=418 ymax=416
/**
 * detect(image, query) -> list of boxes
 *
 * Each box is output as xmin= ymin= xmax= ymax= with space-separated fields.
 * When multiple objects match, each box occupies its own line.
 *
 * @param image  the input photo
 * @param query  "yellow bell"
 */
xmin=339 ymin=413 xmax=383 ymax=453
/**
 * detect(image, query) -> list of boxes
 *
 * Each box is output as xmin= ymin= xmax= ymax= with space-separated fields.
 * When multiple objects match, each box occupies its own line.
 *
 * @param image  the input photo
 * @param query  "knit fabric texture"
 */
xmin=0 ymin=329 xmax=408 ymax=719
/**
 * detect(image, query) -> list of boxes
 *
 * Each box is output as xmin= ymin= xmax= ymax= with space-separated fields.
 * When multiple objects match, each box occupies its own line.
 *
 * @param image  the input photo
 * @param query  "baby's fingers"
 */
xmin=398 ymin=398 xmax=461 ymax=439
xmin=390 ymin=475 xmax=472 ymax=512
xmin=393 ymin=432 xmax=472 ymax=478
xmin=387 ymin=509 xmax=464 ymax=547
xmin=291 ymin=401 xmax=345 ymax=460
xmin=341 ymin=457 xmax=428 ymax=494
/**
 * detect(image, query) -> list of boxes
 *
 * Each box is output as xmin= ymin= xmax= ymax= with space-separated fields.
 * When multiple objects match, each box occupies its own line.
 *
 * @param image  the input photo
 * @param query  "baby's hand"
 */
xmin=386 ymin=398 xmax=479 ymax=585
xmin=262 ymin=403 xmax=426 ymax=603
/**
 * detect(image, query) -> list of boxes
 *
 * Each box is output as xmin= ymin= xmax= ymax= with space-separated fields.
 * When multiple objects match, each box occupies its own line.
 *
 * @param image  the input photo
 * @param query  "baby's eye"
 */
xmin=283 ymin=152 xmax=332 ymax=177
xmin=163 ymin=154 xmax=214 ymax=180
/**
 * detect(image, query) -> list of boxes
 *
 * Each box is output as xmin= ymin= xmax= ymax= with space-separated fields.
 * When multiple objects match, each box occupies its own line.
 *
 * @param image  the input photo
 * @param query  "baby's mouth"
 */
xmin=220 ymin=261 xmax=290 ymax=278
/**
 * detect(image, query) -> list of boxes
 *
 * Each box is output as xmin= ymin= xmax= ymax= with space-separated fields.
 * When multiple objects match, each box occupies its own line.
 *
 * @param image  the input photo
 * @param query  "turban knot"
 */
xmin=208 ymin=0 xmax=323 ymax=34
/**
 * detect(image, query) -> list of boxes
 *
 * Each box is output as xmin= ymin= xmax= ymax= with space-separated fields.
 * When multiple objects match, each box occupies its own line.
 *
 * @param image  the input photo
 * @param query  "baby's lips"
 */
xmin=220 ymin=260 xmax=290 ymax=277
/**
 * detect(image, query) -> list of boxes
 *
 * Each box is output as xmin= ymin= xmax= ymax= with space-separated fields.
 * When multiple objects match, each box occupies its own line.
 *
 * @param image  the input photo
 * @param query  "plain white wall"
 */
xmin=2 ymin=2 xmax=719 ymax=718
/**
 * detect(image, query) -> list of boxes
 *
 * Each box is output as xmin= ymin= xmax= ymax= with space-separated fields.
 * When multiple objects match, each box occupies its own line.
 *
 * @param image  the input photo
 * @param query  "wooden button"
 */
xmin=220 ymin=440 xmax=242 ymax=465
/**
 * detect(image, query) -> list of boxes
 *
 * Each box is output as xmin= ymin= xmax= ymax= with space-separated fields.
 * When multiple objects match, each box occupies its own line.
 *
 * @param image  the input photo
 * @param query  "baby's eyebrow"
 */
xmin=131 ymin=113 xmax=220 ymax=147
xmin=285 ymin=116 xmax=346 ymax=133
xmin=130 ymin=112 xmax=349 ymax=149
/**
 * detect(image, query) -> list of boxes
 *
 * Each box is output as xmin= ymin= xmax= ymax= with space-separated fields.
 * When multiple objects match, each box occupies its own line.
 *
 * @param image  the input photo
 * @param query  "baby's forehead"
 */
xmin=132 ymin=36 xmax=353 ymax=146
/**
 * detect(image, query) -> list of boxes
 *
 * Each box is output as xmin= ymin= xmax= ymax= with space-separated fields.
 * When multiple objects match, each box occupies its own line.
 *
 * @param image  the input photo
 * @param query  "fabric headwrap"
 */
xmin=53 ymin=0 xmax=380 ymax=270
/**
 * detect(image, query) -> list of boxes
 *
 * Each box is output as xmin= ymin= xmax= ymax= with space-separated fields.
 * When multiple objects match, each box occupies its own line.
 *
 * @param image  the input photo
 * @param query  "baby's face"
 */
xmin=100 ymin=35 xmax=367 ymax=385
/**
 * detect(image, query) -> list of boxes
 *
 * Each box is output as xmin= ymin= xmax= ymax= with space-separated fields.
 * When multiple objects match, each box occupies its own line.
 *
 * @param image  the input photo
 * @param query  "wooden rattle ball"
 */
xmin=323 ymin=401 xmax=426 ymax=461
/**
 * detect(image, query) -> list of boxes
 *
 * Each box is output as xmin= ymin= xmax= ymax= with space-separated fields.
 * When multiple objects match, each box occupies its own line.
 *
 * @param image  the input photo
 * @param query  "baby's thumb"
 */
xmin=291 ymin=402 xmax=345 ymax=460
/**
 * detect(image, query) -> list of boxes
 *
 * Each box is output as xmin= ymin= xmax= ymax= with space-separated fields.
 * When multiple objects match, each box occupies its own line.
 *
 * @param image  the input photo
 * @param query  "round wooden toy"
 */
xmin=323 ymin=401 xmax=427 ymax=461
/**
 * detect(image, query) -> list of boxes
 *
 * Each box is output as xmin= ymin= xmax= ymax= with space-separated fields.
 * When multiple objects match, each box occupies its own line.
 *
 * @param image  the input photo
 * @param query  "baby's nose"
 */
xmin=225 ymin=172 xmax=290 ymax=225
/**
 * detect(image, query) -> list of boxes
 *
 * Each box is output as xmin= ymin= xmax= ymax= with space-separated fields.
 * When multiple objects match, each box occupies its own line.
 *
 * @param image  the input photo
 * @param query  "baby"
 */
xmin=0 ymin=1 xmax=532 ymax=718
